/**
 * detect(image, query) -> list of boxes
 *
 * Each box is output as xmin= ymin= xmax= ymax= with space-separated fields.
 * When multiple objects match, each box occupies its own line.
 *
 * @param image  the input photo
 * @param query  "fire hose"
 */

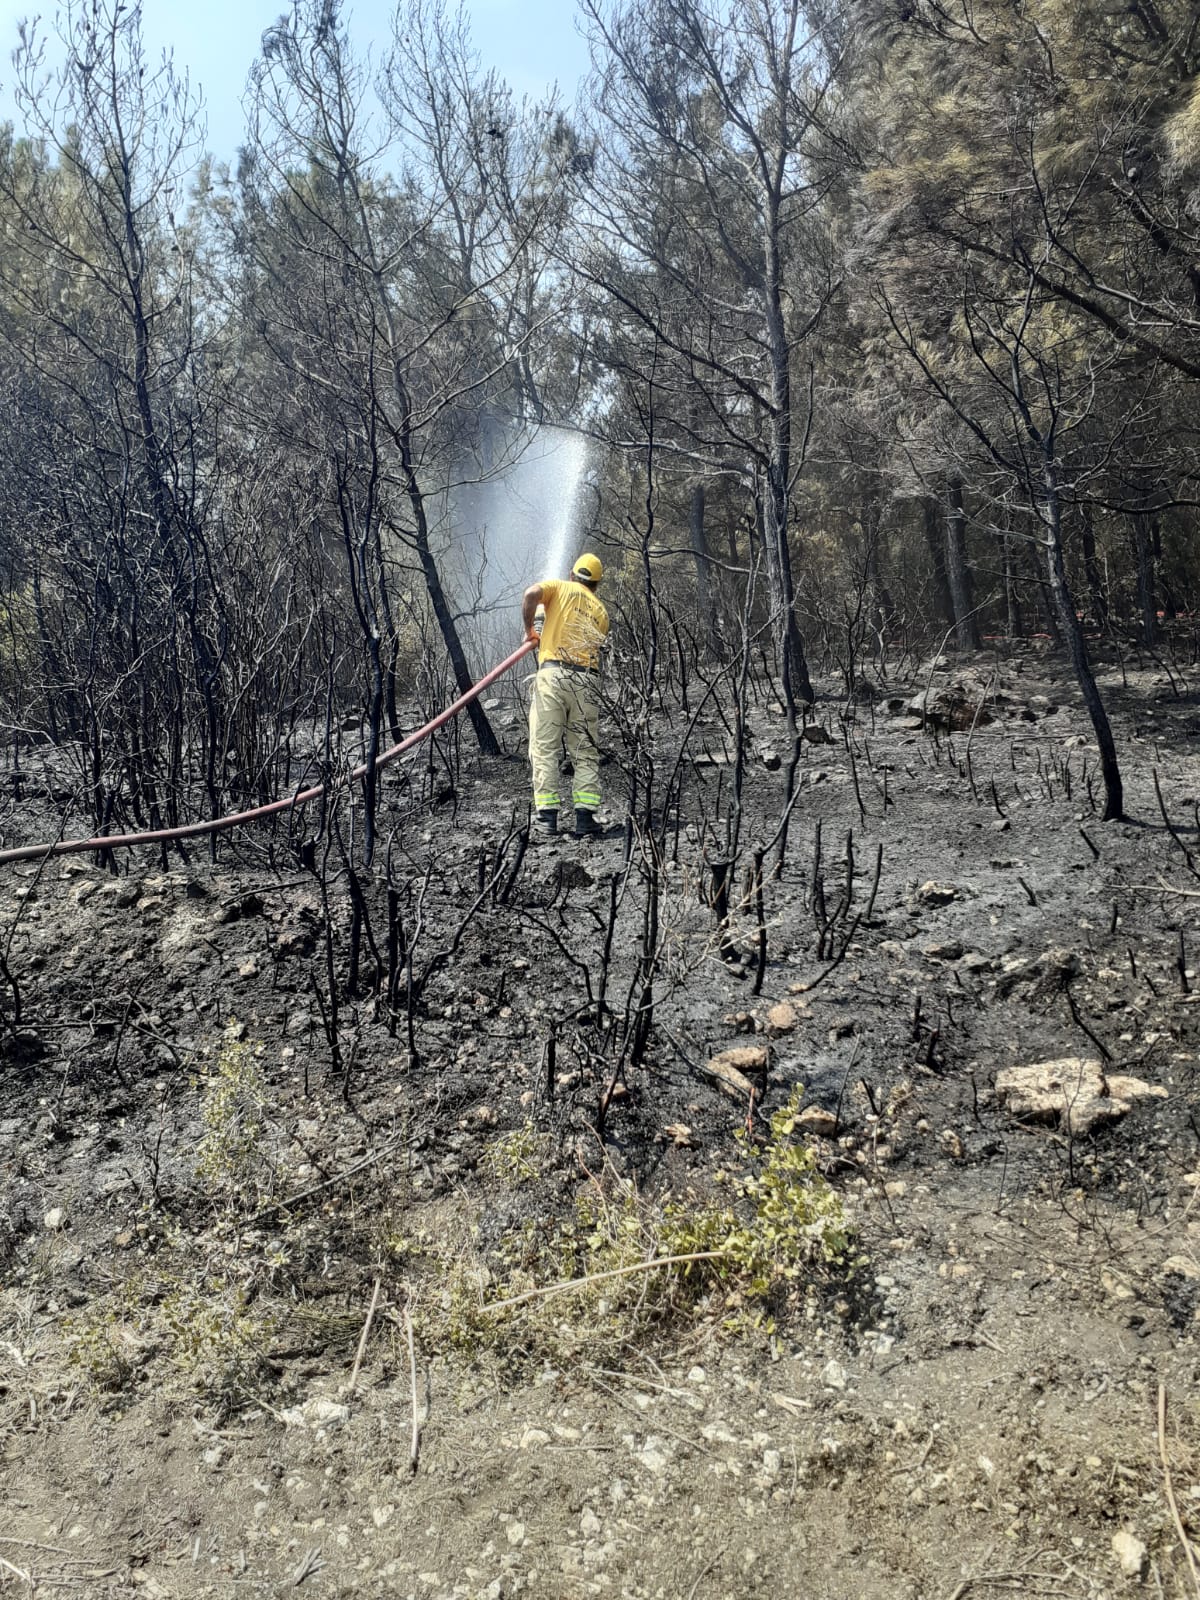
xmin=0 ymin=639 xmax=538 ymax=867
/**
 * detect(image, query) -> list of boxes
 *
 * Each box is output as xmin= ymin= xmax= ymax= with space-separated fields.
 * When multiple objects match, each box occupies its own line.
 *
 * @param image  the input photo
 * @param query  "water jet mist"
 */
xmin=444 ymin=425 xmax=593 ymax=664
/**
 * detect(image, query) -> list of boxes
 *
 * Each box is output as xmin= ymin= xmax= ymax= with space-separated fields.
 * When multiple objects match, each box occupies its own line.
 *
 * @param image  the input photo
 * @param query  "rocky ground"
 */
xmin=2 ymin=642 xmax=1200 ymax=1599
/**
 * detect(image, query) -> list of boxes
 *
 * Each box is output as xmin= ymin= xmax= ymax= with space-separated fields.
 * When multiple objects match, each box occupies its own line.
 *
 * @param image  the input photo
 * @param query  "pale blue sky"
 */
xmin=0 ymin=0 xmax=591 ymax=157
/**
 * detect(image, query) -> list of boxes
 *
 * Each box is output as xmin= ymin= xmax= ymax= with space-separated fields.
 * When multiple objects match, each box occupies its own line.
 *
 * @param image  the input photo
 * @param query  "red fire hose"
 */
xmin=0 ymin=639 xmax=538 ymax=867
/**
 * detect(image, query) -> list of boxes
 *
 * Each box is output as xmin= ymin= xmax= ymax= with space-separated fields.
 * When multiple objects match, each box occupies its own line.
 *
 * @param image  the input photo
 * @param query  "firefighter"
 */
xmin=521 ymin=553 xmax=609 ymax=839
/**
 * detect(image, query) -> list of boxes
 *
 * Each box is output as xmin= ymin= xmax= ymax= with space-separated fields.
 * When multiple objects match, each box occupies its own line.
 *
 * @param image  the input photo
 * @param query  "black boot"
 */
xmin=574 ymin=808 xmax=600 ymax=838
xmin=533 ymin=808 xmax=558 ymax=839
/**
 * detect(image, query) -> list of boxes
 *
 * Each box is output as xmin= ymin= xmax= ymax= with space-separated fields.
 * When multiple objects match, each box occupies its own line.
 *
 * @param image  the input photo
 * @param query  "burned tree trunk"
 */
xmin=689 ymin=481 xmax=722 ymax=655
xmin=922 ymin=498 xmax=956 ymax=628
xmin=1002 ymin=535 xmax=1023 ymax=638
xmin=1042 ymin=464 xmax=1124 ymax=821
xmin=945 ymin=480 xmax=981 ymax=650
xmin=1079 ymin=506 xmax=1108 ymax=627
xmin=1131 ymin=511 xmax=1158 ymax=648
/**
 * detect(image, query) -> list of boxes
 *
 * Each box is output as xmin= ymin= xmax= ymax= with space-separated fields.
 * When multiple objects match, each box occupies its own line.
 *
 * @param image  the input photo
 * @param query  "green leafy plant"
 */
xmin=671 ymin=1088 xmax=857 ymax=1288
xmin=64 ymin=1275 xmax=157 ymax=1397
xmin=428 ymin=1087 xmax=857 ymax=1359
xmin=66 ymin=1266 xmax=276 ymax=1411
xmin=194 ymin=1032 xmax=273 ymax=1204
xmin=157 ymin=1277 xmax=275 ymax=1407
xmin=482 ymin=1120 xmax=552 ymax=1185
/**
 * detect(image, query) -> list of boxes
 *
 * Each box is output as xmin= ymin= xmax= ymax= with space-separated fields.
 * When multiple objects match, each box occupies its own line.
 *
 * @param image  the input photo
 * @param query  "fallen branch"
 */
xmin=483 ymin=1250 xmax=729 ymax=1314
xmin=1135 ymin=877 xmax=1200 ymax=899
xmin=0 ymin=1554 xmax=32 ymax=1591
xmin=1158 ymin=1384 xmax=1200 ymax=1599
xmin=252 ymin=1137 xmax=406 ymax=1221
xmin=347 ymin=1276 xmax=382 ymax=1394
xmin=686 ymin=1554 xmax=719 ymax=1599
xmin=404 ymin=1307 xmax=422 ymax=1476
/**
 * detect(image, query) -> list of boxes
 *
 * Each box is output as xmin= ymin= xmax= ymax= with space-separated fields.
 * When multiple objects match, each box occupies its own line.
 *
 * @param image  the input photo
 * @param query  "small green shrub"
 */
xmin=428 ymin=1087 xmax=857 ymax=1359
xmin=64 ymin=1276 xmax=157 ymax=1396
xmin=195 ymin=1032 xmax=273 ymax=1204
xmin=158 ymin=1277 xmax=276 ymax=1406
xmin=665 ymin=1088 xmax=857 ymax=1300
xmin=482 ymin=1120 xmax=552 ymax=1185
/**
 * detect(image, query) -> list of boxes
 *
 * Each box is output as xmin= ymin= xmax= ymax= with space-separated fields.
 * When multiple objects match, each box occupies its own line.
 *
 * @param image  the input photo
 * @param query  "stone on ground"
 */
xmin=995 ymin=1057 xmax=1166 ymax=1136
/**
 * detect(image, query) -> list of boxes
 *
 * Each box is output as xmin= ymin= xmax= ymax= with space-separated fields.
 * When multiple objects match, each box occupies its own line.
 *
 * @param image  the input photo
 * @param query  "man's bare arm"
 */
xmin=521 ymin=583 xmax=544 ymax=641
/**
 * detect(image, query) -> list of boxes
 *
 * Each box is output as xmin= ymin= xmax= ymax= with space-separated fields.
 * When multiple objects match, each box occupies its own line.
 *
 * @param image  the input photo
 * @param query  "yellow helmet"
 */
xmin=572 ymin=552 xmax=603 ymax=584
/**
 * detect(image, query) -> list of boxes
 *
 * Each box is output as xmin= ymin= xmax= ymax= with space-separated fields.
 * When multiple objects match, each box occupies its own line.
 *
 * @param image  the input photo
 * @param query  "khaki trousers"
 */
xmin=530 ymin=665 xmax=601 ymax=814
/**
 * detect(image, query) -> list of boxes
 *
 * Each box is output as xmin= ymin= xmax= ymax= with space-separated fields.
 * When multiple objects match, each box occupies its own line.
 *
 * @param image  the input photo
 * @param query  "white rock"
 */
xmin=796 ymin=1106 xmax=839 ymax=1138
xmin=43 ymin=1208 xmax=65 ymax=1231
xmin=284 ymin=1397 xmax=351 ymax=1431
xmin=519 ymin=1427 xmax=551 ymax=1448
xmin=995 ymin=1057 xmax=1166 ymax=1136
xmin=580 ymin=1508 xmax=602 ymax=1538
xmin=821 ymin=1359 xmax=848 ymax=1390
xmin=701 ymin=1422 xmax=738 ymax=1445
xmin=637 ymin=1440 xmax=671 ymax=1475
xmin=306 ymin=1398 xmax=350 ymax=1429
xmin=506 ymin=1521 xmax=526 ymax=1547
xmin=1112 ymin=1530 xmax=1147 ymax=1579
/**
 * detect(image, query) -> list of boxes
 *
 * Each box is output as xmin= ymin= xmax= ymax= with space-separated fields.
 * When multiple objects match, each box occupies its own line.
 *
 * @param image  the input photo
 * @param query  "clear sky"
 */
xmin=0 ymin=0 xmax=591 ymax=158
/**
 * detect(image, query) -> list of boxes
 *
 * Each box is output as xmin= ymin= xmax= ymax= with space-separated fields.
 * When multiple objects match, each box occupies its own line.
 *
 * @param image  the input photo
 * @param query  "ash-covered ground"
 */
xmin=1 ymin=644 xmax=1199 ymax=1599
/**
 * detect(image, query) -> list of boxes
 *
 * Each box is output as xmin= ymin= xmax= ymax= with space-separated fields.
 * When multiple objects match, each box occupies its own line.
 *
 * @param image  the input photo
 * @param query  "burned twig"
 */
xmin=791 ymin=913 xmax=863 ymax=996
xmin=404 ymin=1307 xmax=422 ymax=1476
xmin=1154 ymin=767 xmax=1200 ymax=881
xmin=1064 ymin=981 xmax=1112 ymax=1062
xmin=863 ymin=842 xmax=884 ymax=925
xmin=751 ymin=849 xmax=767 ymax=996
xmin=483 ymin=1250 xmax=730 ymax=1313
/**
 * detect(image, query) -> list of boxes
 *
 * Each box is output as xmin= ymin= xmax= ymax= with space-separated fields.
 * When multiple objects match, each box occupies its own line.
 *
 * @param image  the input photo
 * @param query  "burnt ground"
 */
xmin=1 ymin=643 xmax=1200 ymax=1600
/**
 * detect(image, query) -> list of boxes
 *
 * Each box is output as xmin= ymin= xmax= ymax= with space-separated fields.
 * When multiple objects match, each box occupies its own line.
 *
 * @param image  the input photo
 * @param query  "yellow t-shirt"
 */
xmin=539 ymin=579 xmax=609 ymax=670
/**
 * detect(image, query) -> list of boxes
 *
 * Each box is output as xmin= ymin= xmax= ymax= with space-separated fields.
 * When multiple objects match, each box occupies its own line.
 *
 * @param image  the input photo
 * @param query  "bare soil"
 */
xmin=2 ymin=644 xmax=1200 ymax=1600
